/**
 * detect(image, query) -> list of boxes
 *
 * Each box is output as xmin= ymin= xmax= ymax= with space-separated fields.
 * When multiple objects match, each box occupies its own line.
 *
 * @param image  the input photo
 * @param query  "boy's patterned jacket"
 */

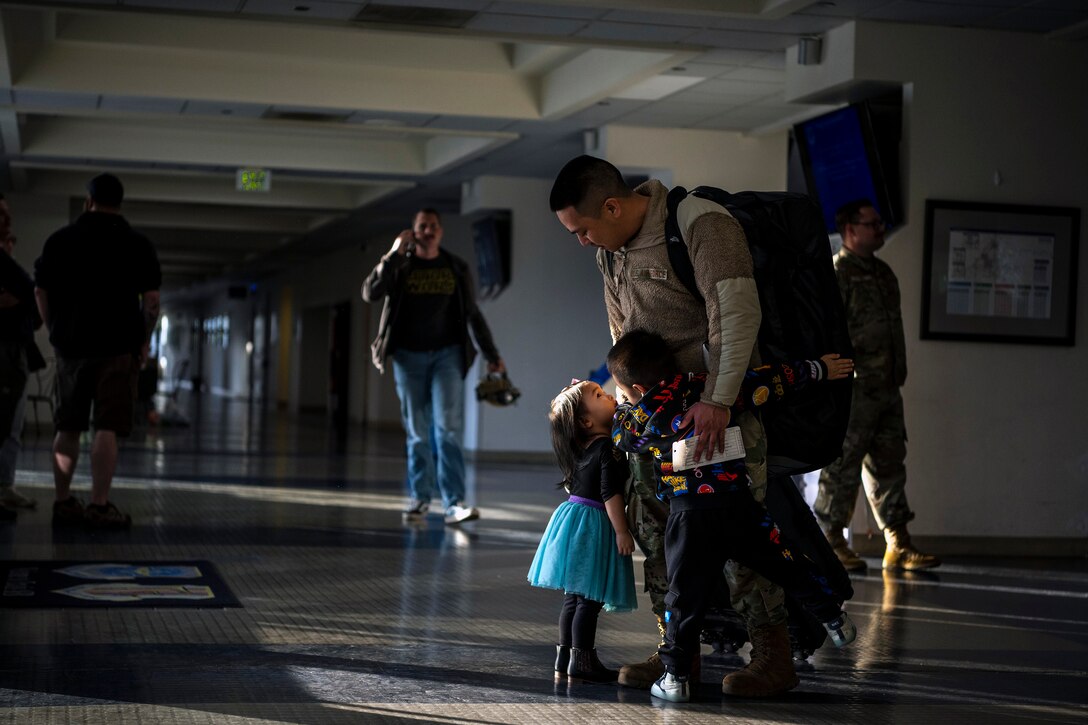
xmin=612 ymin=360 xmax=827 ymax=512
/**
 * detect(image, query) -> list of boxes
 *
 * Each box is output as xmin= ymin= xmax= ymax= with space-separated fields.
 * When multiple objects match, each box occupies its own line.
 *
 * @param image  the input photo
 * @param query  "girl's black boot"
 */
xmin=567 ymin=647 xmax=618 ymax=683
xmin=554 ymin=645 xmax=570 ymax=679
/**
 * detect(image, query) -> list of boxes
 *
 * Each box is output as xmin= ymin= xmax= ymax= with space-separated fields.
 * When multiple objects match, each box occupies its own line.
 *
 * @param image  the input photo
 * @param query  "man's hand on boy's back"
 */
xmin=821 ymin=353 xmax=854 ymax=381
xmin=681 ymin=401 xmax=731 ymax=462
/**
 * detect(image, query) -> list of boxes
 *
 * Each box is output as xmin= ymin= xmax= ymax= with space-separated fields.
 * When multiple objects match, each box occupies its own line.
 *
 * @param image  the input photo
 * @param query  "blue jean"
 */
xmin=391 ymin=345 xmax=466 ymax=509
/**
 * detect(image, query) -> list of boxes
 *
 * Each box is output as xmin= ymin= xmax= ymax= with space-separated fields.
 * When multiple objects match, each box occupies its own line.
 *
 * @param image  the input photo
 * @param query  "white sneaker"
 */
xmin=823 ymin=611 xmax=857 ymax=648
xmin=0 ymin=487 xmax=36 ymax=509
xmin=650 ymin=671 xmax=690 ymax=702
xmin=403 ymin=499 xmax=429 ymax=522
xmin=444 ymin=502 xmax=479 ymax=525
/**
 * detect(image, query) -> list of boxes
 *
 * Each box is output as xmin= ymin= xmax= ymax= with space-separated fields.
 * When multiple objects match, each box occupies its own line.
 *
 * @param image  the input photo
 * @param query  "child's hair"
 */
xmin=548 ymin=381 xmax=590 ymax=487
xmin=606 ymin=329 xmax=678 ymax=389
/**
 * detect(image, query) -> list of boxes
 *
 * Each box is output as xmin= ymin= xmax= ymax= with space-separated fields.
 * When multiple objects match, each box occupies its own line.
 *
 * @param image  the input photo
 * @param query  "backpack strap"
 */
xmin=664 ymin=185 xmax=704 ymax=305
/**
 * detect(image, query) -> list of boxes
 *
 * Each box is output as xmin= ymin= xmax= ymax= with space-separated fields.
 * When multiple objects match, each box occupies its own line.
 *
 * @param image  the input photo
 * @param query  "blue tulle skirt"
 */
xmin=527 ymin=499 xmax=637 ymax=613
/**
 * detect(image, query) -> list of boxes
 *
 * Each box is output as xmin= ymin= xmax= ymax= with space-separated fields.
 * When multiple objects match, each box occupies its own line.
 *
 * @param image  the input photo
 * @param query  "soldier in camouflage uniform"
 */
xmin=815 ymin=199 xmax=940 ymax=572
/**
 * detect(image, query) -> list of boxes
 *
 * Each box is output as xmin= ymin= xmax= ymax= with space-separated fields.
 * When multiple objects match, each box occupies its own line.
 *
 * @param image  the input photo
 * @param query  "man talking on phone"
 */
xmin=362 ymin=208 xmax=505 ymax=525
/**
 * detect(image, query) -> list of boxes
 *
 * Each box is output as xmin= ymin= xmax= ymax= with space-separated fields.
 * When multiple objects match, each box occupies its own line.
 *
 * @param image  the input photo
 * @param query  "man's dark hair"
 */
xmin=834 ymin=198 xmax=874 ymax=236
xmin=87 ymin=173 xmax=124 ymax=208
xmin=415 ymin=207 xmax=441 ymax=223
xmin=607 ymin=329 xmax=678 ymax=389
xmin=549 ymin=155 xmax=632 ymax=216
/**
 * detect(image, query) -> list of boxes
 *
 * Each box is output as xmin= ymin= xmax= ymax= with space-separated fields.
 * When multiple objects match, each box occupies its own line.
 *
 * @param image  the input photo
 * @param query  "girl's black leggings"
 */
xmin=558 ymin=593 xmax=603 ymax=649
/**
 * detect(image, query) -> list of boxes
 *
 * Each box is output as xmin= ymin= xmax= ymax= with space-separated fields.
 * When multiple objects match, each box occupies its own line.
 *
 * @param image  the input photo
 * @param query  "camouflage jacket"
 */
xmin=834 ymin=248 xmax=907 ymax=388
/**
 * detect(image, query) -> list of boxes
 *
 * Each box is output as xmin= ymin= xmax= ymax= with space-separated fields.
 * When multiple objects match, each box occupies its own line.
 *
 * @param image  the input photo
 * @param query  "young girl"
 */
xmin=527 ymin=380 xmax=637 ymax=683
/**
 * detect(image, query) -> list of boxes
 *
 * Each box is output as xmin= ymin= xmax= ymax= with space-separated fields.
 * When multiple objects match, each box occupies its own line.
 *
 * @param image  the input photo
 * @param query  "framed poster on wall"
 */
xmin=921 ymin=200 xmax=1079 ymax=345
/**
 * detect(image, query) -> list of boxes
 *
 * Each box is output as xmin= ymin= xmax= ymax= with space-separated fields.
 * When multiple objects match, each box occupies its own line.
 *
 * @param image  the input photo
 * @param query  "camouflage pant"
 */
xmin=626 ymin=409 xmax=788 ymax=630
xmin=815 ymin=384 xmax=914 ymax=532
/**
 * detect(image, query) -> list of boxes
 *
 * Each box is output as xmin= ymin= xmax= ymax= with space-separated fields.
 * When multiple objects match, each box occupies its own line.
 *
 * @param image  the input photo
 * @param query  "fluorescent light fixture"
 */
xmin=612 ymin=74 xmax=706 ymax=101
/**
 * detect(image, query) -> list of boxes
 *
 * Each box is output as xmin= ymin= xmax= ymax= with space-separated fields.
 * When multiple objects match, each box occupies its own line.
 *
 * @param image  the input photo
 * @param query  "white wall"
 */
xmin=602 ymin=125 xmax=789 ymax=192
xmin=462 ymin=176 xmax=612 ymax=454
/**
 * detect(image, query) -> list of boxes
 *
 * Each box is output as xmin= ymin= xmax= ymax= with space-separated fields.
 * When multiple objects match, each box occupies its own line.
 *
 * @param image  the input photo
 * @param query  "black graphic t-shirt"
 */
xmin=390 ymin=255 xmax=462 ymax=352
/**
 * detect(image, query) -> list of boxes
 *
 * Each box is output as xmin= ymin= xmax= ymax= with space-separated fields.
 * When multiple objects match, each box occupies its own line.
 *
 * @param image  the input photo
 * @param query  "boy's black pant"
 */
xmin=660 ymin=493 xmax=843 ymax=676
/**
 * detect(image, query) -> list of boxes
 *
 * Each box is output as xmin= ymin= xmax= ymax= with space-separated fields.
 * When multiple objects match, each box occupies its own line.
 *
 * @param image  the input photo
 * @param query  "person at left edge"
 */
xmin=362 ymin=208 xmax=505 ymax=526
xmin=0 ymin=197 xmax=43 ymax=519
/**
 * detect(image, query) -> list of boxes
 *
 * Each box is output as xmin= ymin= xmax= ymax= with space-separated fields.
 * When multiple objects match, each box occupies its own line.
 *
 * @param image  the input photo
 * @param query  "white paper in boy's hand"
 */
xmin=672 ymin=427 xmax=745 ymax=471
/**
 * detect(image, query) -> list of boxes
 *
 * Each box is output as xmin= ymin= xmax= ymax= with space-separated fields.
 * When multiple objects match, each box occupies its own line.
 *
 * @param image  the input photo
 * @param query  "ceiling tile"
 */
xmin=124 ymin=0 xmax=241 ymax=11
xmin=685 ymin=29 xmax=800 ymax=52
xmin=693 ymin=48 xmax=771 ymax=66
xmin=688 ymin=77 xmax=781 ymax=96
xmin=425 ymin=115 xmax=513 ymax=132
xmin=600 ymin=9 xmax=710 ymax=28
xmin=465 ymin=13 xmax=587 ymax=35
xmin=720 ymin=66 xmax=785 ymax=83
xmin=661 ymin=63 xmax=741 ymax=79
xmin=368 ymin=0 xmax=491 ymax=9
xmin=799 ymin=0 xmax=897 ymax=17
xmin=183 ymin=100 xmax=271 ymax=118
xmin=99 ymin=95 xmax=187 ymax=113
xmin=619 ymin=102 xmax=725 ymax=127
xmin=488 ymin=2 xmax=606 ymax=20
xmin=240 ymin=0 xmax=364 ymax=20
xmin=541 ymin=98 xmax=648 ymax=127
xmin=749 ymin=51 xmax=787 ymax=70
xmin=576 ymin=21 xmax=697 ymax=43
xmin=13 ymin=90 xmax=99 ymax=109
xmin=345 ymin=110 xmax=437 ymax=127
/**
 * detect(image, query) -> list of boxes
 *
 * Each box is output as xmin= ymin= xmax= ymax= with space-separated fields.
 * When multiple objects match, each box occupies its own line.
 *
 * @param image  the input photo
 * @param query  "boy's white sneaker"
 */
xmin=444 ymin=502 xmax=479 ymax=525
xmin=823 ymin=611 xmax=857 ymax=648
xmin=650 ymin=672 xmax=690 ymax=702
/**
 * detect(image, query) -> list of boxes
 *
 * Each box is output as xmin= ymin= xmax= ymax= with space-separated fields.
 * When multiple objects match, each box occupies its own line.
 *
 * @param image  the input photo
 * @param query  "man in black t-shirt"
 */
xmin=34 ymin=173 xmax=161 ymax=529
xmin=362 ymin=209 xmax=504 ymax=525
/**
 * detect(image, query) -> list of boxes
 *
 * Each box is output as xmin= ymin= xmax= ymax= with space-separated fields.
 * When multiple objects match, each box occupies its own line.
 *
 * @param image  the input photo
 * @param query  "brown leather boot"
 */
xmin=619 ymin=615 xmax=666 ymax=688
xmin=618 ymin=651 xmax=664 ymax=689
xmin=618 ymin=615 xmax=701 ymax=689
xmin=568 ymin=647 xmax=618 ymax=683
xmin=882 ymin=524 xmax=941 ymax=570
xmin=825 ymin=526 xmax=867 ymax=572
xmin=721 ymin=623 xmax=800 ymax=697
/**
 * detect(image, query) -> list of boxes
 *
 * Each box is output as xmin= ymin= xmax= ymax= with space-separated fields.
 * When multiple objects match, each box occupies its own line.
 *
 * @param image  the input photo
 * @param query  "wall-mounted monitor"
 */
xmin=472 ymin=212 xmax=511 ymax=300
xmin=792 ymin=92 xmax=903 ymax=234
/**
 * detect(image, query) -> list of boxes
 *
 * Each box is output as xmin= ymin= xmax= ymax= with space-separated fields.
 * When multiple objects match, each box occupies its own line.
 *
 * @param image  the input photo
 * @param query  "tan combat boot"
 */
xmin=882 ymin=524 xmax=941 ymax=570
xmin=825 ymin=527 xmax=867 ymax=572
xmin=721 ymin=622 xmax=800 ymax=697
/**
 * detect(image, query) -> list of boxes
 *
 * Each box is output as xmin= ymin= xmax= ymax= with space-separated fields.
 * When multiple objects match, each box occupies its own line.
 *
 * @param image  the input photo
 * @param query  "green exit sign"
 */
xmin=236 ymin=168 xmax=271 ymax=192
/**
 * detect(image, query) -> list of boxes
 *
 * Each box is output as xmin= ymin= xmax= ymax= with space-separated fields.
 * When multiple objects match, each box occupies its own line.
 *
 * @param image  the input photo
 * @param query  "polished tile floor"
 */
xmin=0 ymin=394 xmax=1085 ymax=724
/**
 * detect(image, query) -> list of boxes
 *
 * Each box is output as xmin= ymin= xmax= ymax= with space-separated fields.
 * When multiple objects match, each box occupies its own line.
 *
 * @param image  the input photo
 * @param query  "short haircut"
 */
xmin=834 ymin=198 xmax=874 ymax=237
xmin=415 ymin=208 xmax=441 ymax=223
xmin=87 ymin=173 xmax=124 ymax=207
xmin=607 ymin=329 xmax=678 ymax=389
xmin=549 ymin=155 xmax=632 ymax=216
